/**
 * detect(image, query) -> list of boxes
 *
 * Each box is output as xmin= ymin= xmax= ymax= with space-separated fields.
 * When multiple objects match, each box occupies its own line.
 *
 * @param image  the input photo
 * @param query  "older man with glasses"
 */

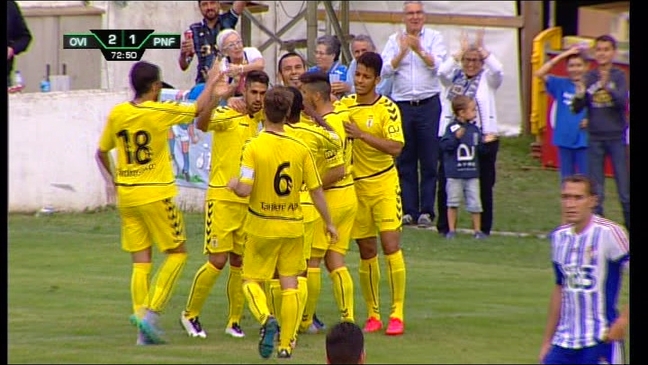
xmin=381 ymin=1 xmax=448 ymax=229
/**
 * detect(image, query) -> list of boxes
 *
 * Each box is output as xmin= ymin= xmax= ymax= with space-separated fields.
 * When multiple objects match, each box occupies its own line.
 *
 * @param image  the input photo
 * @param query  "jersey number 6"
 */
xmin=273 ymin=162 xmax=293 ymax=197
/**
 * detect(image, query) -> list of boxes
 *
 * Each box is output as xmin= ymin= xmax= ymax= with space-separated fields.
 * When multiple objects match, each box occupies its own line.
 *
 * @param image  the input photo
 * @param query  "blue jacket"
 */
xmin=571 ymin=68 xmax=628 ymax=141
xmin=440 ymin=120 xmax=483 ymax=179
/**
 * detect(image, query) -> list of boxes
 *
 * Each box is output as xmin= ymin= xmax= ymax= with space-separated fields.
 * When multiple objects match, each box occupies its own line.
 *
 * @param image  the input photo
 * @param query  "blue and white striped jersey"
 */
xmin=550 ymin=215 xmax=629 ymax=349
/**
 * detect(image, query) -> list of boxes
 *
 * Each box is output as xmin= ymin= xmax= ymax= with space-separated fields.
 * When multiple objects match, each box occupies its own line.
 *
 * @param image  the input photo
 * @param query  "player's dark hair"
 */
xmin=286 ymin=86 xmax=303 ymax=124
xmin=278 ymin=52 xmax=306 ymax=72
xmin=562 ymin=174 xmax=598 ymax=196
xmin=264 ymin=86 xmax=293 ymax=124
xmin=357 ymin=52 xmax=382 ymax=78
xmin=326 ymin=322 xmax=364 ymax=364
xmin=299 ymin=71 xmax=331 ymax=102
xmin=595 ymin=34 xmax=617 ymax=50
xmin=451 ymin=95 xmax=474 ymax=116
xmin=130 ymin=61 xmax=160 ymax=98
xmin=245 ymin=70 xmax=270 ymax=87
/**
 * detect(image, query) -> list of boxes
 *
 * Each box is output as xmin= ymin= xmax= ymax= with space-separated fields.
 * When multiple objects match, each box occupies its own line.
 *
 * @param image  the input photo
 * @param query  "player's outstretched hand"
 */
xmin=326 ymin=223 xmax=339 ymax=244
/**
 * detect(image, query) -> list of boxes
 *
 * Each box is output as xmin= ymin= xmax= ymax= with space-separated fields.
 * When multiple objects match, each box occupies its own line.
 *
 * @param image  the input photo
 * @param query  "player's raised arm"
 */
xmin=196 ymin=76 xmax=233 ymax=132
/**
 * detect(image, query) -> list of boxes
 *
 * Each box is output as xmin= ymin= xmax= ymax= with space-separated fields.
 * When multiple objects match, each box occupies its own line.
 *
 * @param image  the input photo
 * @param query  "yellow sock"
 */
xmin=386 ymin=250 xmax=406 ymax=321
xmin=184 ymin=262 xmax=221 ymax=319
xmin=330 ymin=267 xmax=354 ymax=323
xmin=226 ymin=266 xmax=244 ymax=327
xmin=243 ymin=281 xmax=271 ymax=325
xmin=264 ymin=280 xmax=273 ymax=312
xmin=359 ymin=256 xmax=381 ymax=320
xmin=301 ymin=267 xmax=321 ymax=325
xmin=131 ymin=263 xmax=152 ymax=316
xmin=268 ymin=279 xmax=283 ymax=325
xmin=293 ymin=276 xmax=308 ymax=338
xmin=147 ymin=252 xmax=187 ymax=313
xmin=280 ymin=289 xmax=300 ymax=350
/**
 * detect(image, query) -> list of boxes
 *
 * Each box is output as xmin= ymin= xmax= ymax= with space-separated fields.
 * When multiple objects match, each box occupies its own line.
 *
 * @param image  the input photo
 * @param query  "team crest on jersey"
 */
xmin=210 ymin=238 xmax=218 ymax=248
xmin=585 ymin=245 xmax=597 ymax=263
xmin=366 ymin=118 xmax=373 ymax=128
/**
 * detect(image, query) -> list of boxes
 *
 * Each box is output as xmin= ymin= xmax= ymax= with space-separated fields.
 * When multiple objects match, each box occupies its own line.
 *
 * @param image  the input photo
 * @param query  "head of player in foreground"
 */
xmin=130 ymin=61 xmax=163 ymax=102
xmin=263 ymin=86 xmax=294 ymax=132
xmin=560 ymin=174 xmax=598 ymax=232
xmin=299 ymin=71 xmax=332 ymax=113
xmin=353 ymin=52 xmax=383 ymax=99
xmin=242 ymin=70 xmax=270 ymax=114
xmin=285 ymin=82 xmax=334 ymax=131
xmin=278 ymin=52 xmax=307 ymax=88
xmin=326 ymin=322 xmax=365 ymax=364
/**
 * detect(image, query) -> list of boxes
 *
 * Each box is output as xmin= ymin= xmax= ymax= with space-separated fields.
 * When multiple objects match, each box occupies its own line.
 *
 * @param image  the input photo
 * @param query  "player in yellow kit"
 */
xmin=95 ymin=61 xmax=223 ymax=345
xmin=264 ymin=86 xmax=343 ymax=345
xmin=298 ymin=71 xmax=357 ymax=332
xmin=339 ymin=52 xmax=407 ymax=336
xmin=180 ymin=70 xmax=269 ymax=340
xmin=228 ymin=86 xmax=338 ymax=359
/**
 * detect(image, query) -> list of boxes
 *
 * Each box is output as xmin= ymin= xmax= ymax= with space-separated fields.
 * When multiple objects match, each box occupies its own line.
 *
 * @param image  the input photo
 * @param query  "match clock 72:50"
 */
xmin=100 ymin=49 xmax=145 ymax=61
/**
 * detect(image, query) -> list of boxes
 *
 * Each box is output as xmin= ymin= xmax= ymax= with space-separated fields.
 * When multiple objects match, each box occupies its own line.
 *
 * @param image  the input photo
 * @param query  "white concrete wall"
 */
xmin=8 ymin=91 xmax=205 ymax=213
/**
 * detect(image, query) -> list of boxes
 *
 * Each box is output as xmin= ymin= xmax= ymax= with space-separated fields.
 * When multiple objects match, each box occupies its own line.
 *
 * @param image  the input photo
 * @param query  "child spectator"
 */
xmin=440 ymin=95 xmax=486 ymax=239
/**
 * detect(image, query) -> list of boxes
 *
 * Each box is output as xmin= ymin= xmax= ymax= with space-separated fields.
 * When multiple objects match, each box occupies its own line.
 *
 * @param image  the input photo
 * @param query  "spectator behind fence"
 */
xmin=7 ymin=0 xmax=32 ymax=87
xmin=571 ymin=35 xmax=629 ymax=230
xmin=325 ymin=322 xmax=366 ymax=364
xmin=534 ymin=46 xmax=589 ymax=182
xmin=381 ymin=0 xmax=447 ymax=229
xmin=216 ymin=29 xmax=264 ymax=99
xmin=436 ymin=29 xmax=503 ymax=237
xmin=345 ymin=35 xmax=392 ymax=97
xmin=309 ymin=35 xmax=349 ymax=98
xmin=179 ymin=1 xmax=247 ymax=85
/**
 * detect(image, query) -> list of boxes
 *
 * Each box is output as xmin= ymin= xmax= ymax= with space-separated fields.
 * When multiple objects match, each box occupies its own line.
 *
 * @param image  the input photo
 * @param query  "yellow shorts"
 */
xmin=242 ymin=234 xmax=306 ymax=281
xmin=119 ymin=198 xmax=186 ymax=253
xmin=352 ymin=184 xmax=402 ymax=239
xmin=203 ymin=200 xmax=246 ymax=256
xmin=312 ymin=188 xmax=358 ymax=257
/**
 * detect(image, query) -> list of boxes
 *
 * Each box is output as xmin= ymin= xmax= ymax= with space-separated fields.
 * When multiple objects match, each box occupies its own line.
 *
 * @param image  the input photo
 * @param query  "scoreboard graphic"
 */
xmin=63 ymin=29 xmax=181 ymax=61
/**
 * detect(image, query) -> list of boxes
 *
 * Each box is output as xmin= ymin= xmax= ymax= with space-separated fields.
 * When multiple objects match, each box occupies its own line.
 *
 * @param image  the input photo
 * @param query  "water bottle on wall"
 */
xmin=40 ymin=77 xmax=51 ymax=92
xmin=40 ymin=64 xmax=51 ymax=92
xmin=13 ymin=70 xmax=24 ymax=91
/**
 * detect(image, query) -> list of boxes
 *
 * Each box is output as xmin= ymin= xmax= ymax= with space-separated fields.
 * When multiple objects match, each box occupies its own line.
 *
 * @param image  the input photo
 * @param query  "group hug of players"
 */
xmin=97 ymin=50 xmax=408 ymax=360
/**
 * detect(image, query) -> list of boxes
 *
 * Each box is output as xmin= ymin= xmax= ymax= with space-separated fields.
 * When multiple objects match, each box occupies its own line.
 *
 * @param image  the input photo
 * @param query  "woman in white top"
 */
xmin=216 ymin=29 xmax=265 ymax=99
xmin=436 ymin=30 xmax=504 ymax=236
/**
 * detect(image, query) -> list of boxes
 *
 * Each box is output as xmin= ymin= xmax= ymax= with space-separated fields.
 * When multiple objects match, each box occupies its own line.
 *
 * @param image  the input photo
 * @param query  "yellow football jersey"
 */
xmin=239 ymin=131 xmax=322 ymax=238
xmin=322 ymin=110 xmax=354 ymax=189
xmin=285 ymin=121 xmax=342 ymax=205
xmin=206 ymin=106 xmax=263 ymax=203
xmin=338 ymin=94 xmax=404 ymax=180
xmin=98 ymin=100 xmax=197 ymax=207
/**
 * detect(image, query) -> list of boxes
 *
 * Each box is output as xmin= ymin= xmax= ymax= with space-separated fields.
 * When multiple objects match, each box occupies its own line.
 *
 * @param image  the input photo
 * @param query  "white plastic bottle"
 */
xmin=13 ymin=70 xmax=24 ymax=88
